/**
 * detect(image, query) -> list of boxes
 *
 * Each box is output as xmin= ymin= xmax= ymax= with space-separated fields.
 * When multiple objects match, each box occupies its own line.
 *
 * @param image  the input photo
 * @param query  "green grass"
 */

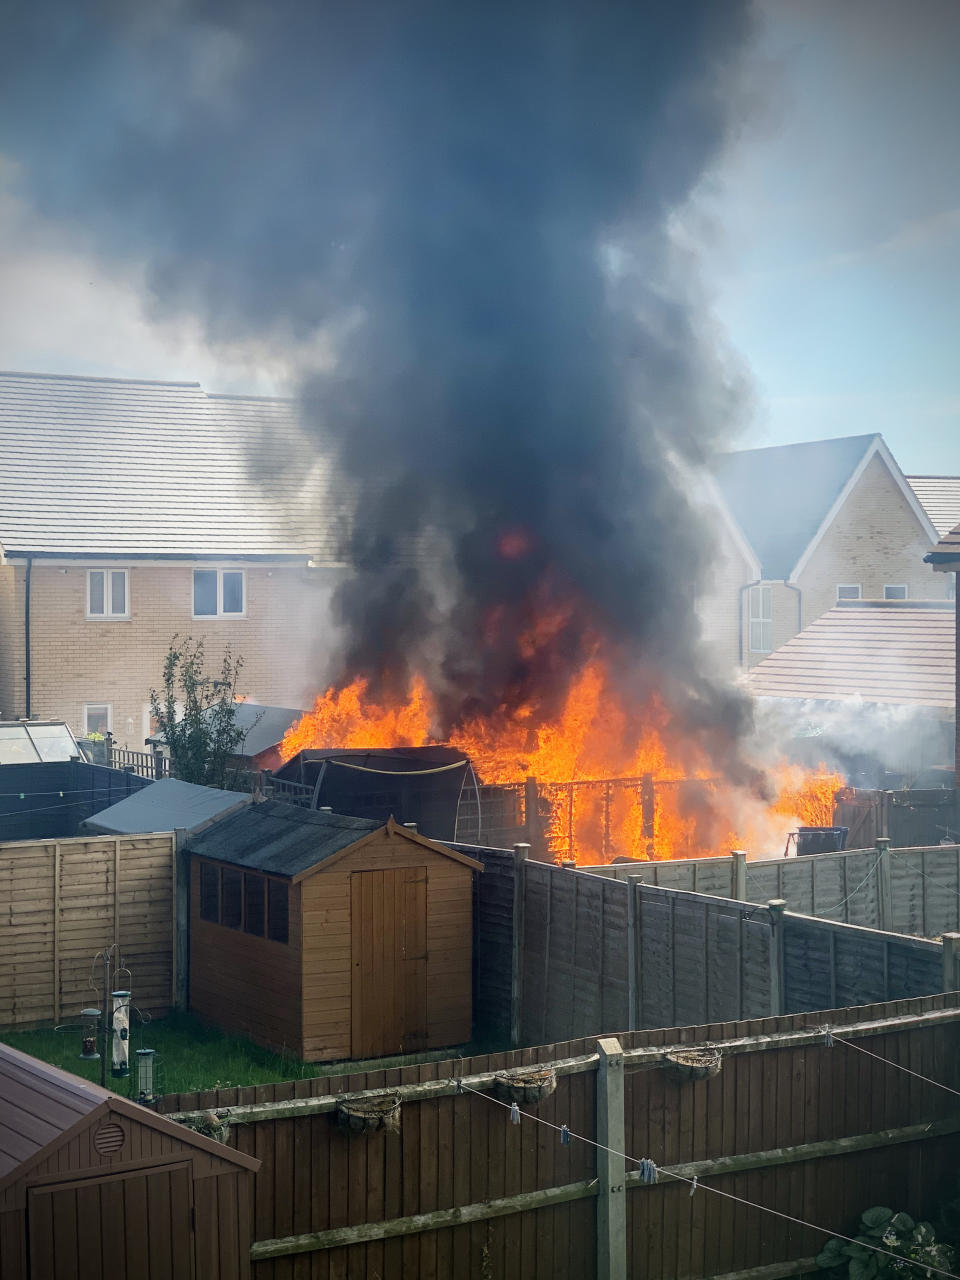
xmin=0 ymin=1012 xmax=491 ymax=1100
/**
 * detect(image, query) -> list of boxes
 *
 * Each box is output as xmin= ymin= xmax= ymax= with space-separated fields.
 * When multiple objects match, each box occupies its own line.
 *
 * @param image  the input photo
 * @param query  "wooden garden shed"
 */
xmin=186 ymin=801 xmax=483 ymax=1061
xmin=0 ymin=1042 xmax=260 ymax=1280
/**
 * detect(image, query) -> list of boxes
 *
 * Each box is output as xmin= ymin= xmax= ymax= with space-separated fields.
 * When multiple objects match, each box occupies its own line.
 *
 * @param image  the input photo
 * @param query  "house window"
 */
xmin=200 ymin=864 xmax=220 ymax=923
xmin=193 ymin=569 xmax=245 ymax=618
xmin=221 ymin=868 xmax=243 ymax=929
xmin=83 ymin=704 xmax=112 ymax=736
xmin=837 ymin=584 xmax=862 ymax=601
xmin=883 ymin=585 xmax=908 ymax=601
xmin=748 ymin=585 xmax=772 ymax=653
xmin=268 ymin=880 xmax=289 ymax=945
xmin=244 ymin=873 xmax=266 ymax=936
xmin=87 ymin=569 xmax=129 ymax=619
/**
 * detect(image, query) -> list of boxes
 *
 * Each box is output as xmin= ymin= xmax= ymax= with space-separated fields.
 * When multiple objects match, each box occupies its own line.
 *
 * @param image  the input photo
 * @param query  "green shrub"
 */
xmin=816 ymin=1206 xmax=955 ymax=1278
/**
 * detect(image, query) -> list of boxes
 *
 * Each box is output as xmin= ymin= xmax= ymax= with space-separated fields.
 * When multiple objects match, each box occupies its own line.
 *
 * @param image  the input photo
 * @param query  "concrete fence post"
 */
xmin=943 ymin=933 xmax=960 ymax=993
xmin=767 ymin=899 xmax=787 ymax=1016
xmin=596 ymin=1036 xmax=627 ymax=1280
xmin=510 ymin=843 xmax=529 ymax=1047
xmin=731 ymin=851 xmax=748 ymax=902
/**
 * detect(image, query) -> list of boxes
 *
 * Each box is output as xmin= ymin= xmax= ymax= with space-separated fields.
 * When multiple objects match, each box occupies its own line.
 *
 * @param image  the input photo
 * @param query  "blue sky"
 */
xmin=698 ymin=0 xmax=960 ymax=471
xmin=0 ymin=0 xmax=957 ymax=474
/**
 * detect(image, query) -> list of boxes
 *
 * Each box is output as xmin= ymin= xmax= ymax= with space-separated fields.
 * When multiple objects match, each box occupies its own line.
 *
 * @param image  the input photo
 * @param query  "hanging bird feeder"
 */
xmin=80 ymin=1009 xmax=101 ymax=1061
xmin=111 ymin=990 xmax=131 ymax=1079
xmin=135 ymin=1049 xmax=157 ymax=1107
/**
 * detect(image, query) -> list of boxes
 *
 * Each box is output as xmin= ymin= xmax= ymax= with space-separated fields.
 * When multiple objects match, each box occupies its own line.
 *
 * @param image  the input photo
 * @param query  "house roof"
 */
xmin=0 ymin=370 xmax=340 ymax=560
xmin=714 ymin=434 xmax=938 ymax=581
xmin=0 ymin=1041 xmax=259 ymax=1190
xmin=714 ymin=435 xmax=879 ymax=581
xmin=907 ymin=476 xmax=960 ymax=537
xmin=746 ymin=600 xmax=955 ymax=712
xmin=80 ymin=777 xmax=251 ymax=836
xmin=924 ymin=519 xmax=960 ymax=567
xmin=185 ymin=801 xmax=482 ymax=878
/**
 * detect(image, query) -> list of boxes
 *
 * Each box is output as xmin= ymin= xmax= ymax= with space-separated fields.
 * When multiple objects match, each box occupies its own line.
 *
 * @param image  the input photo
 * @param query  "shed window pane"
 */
xmin=244 ymin=873 xmax=265 ymax=936
xmin=111 ymin=570 xmax=127 ymax=614
xmin=268 ymin=880 xmax=289 ymax=944
xmin=200 ymin=864 xmax=219 ymax=923
xmin=221 ymin=868 xmax=242 ymax=928
xmin=222 ymin=571 xmax=244 ymax=614
xmin=194 ymin=570 xmax=218 ymax=616
xmin=89 ymin=570 xmax=105 ymax=615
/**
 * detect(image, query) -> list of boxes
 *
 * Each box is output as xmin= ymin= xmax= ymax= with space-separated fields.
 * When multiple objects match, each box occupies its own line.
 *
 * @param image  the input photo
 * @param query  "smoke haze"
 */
xmin=0 ymin=1 xmax=761 ymax=770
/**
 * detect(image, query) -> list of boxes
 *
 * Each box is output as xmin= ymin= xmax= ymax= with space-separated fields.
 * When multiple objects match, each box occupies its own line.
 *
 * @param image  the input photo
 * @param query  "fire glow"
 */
xmin=281 ymin=662 xmax=842 ymax=864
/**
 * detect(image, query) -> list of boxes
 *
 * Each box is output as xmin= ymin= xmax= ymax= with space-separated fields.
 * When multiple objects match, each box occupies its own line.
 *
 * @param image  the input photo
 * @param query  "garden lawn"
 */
xmin=0 ymin=1011 xmax=475 ymax=1099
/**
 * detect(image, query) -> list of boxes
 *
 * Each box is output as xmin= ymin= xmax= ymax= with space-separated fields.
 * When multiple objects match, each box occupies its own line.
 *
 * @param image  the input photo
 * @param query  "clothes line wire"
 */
xmin=457 ymin=1079 xmax=960 ymax=1280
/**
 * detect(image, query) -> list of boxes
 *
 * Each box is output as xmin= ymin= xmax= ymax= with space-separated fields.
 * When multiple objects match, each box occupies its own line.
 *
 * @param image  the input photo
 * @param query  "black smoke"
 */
xmin=0 ymin=1 xmax=762 ymax=772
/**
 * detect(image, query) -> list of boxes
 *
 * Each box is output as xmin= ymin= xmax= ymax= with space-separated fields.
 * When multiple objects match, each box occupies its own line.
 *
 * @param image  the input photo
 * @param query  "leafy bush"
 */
xmin=816 ymin=1206 xmax=955 ymax=1278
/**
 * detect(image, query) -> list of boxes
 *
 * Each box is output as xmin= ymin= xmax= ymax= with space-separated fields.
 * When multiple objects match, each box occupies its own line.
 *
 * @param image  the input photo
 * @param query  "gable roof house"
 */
xmin=0 ymin=371 xmax=343 ymax=747
xmin=702 ymin=434 xmax=953 ymax=670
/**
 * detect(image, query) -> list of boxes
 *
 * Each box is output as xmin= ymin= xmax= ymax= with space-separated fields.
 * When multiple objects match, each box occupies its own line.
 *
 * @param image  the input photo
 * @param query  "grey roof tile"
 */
xmin=907 ymin=476 xmax=960 ymax=537
xmin=0 ymin=371 xmax=341 ymax=559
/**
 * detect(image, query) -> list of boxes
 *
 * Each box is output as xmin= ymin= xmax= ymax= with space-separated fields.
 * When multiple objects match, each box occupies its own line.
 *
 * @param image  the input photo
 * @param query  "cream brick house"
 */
xmin=0 ymin=371 xmax=343 ymax=747
xmin=701 ymin=434 xmax=958 ymax=671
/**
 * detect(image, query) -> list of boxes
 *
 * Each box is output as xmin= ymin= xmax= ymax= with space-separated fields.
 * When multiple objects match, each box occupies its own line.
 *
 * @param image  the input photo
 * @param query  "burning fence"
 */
xmin=280 ymin=664 xmax=842 ymax=864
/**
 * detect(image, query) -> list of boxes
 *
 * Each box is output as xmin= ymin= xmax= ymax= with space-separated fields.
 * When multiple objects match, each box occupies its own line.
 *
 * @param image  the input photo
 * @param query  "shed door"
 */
xmin=28 ymin=1163 xmax=195 ymax=1280
xmin=351 ymin=867 xmax=427 ymax=1058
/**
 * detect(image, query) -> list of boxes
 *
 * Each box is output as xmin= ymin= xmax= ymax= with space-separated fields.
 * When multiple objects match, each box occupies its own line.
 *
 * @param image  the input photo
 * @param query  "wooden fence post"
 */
xmin=596 ymin=1036 xmax=627 ymax=1280
xmin=876 ymin=837 xmax=892 ymax=931
xmin=731 ymin=851 xmax=747 ymax=902
xmin=943 ymin=933 xmax=960 ymax=993
xmin=511 ymin=843 xmax=529 ymax=1047
xmin=768 ymin=900 xmax=786 ymax=1016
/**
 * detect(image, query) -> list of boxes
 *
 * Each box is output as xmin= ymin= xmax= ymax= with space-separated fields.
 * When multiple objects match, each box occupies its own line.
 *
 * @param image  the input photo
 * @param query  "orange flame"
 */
xmin=283 ymin=661 xmax=842 ymax=864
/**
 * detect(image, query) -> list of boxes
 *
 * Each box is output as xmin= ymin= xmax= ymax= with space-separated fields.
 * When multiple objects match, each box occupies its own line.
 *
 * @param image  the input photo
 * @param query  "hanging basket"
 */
xmin=176 ymin=1111 xmax=232 ymax=1144
xmin=336 ymin=1092 xmax=402 ymax=1135
xmin=492 ymin=1067 xmax=557 ymax=1106
xmin=663 ymin=1048 xmax=721 ymax=1082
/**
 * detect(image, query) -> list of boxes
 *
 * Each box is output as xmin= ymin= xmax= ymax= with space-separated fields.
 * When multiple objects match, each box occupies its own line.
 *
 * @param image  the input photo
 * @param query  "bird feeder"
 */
xmin=135 ymin=1048 xmax=157 ymax=1107
xmin=80 ymin=1009 xmax=101 ymax=1061
xmin=111 ymin=990 xmax=131 ymax=1078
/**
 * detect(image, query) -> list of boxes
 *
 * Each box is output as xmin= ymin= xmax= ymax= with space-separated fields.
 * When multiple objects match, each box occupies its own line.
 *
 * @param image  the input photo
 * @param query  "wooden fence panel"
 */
xmin=152 ymin=997 xmax=960 ymax=1280
xmin=0 ymin=832 xmax=175 ymax=1027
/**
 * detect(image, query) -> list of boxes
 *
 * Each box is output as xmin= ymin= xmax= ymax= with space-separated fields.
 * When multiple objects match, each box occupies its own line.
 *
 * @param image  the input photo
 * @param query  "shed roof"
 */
xmin=276 ymin=745 xmax=468 ymax=779
xmin=80 ymin=777 xmax=251 ymax=836
xmin=746 ymin=600 xmax=956 ymax=711
xmin=714 ymin=435 xmax=878 ymax=580
xmin=907 ymin=477 xmax=960 ymax=538
xmin=0 ymin=1041 xmax=258 ymax=1191
xmin=186 ymin=801 xmax=483 ymax=878
xmin=0 ymin=370 xmax=339 ymax=560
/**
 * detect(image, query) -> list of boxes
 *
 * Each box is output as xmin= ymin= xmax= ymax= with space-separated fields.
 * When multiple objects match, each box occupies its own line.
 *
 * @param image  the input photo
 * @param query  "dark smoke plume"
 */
xmin=0 ymin=1 xmax=760 ymax=769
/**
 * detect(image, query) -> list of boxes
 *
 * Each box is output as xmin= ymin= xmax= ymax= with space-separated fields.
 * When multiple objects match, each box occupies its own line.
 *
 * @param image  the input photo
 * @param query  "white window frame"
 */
xmin=883 ymin=584 xmax=908 ymax=601
xmin=192 ymin=568 xmax=246 ymax=620
xmin=86 ymin=568 xmax=130 ymax=620
xmin=748 ymin=584 xmax=773 ymax=654
xmin=83 ymin=703 xmax=113 ymax=736
xmin=836 ymin=584 xmax=862 ymax=601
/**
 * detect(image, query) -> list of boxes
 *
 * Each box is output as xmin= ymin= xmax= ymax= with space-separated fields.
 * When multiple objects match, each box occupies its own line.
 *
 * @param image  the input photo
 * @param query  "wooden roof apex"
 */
xmin=0 ymin=1041 xmax=259 ymax=1194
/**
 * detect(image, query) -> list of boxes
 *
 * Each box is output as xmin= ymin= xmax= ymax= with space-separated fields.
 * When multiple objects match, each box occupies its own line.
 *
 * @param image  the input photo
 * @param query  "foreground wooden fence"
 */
xmin=162 ymin=992 xmax=960 ymax=1280
xmin=0 ymin=832 xmax=175 ymax=1026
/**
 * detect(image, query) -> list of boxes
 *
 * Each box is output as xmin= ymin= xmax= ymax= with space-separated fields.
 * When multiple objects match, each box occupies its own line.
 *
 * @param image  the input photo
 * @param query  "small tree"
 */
xmin=150 ymin=635 xmax=247 ymax=788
